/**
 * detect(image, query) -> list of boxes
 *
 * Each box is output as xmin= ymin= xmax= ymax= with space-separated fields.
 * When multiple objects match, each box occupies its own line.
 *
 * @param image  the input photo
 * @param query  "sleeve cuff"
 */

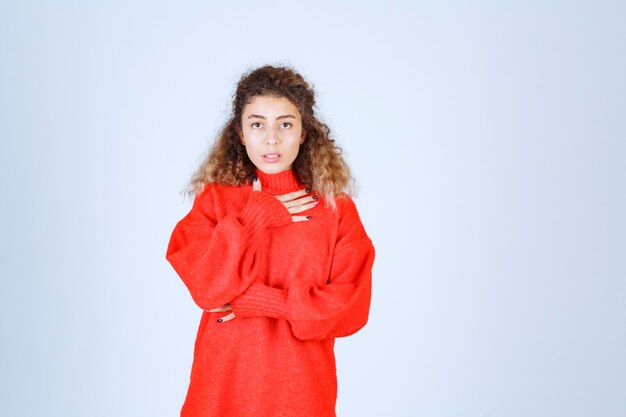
xmin=239 ymin=191 xmax=292 ymax=241
xmin=230 ymin=281 xmax=290 ymax=319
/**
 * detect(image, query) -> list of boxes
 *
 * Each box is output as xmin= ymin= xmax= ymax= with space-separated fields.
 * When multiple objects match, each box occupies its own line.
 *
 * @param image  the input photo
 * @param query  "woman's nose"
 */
xmin=266 ymin=129 xmax=279 ymax=145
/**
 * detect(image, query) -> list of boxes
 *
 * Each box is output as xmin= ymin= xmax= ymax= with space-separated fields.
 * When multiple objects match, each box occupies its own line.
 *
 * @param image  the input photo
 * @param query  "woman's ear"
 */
xmin=300 ymin=130 xmax=306 ymax=144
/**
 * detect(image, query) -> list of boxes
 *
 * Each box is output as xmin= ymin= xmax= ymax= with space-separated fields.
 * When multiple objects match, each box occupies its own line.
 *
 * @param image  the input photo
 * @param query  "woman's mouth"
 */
xmin=262 ymin=153 xmax=282 ymax=163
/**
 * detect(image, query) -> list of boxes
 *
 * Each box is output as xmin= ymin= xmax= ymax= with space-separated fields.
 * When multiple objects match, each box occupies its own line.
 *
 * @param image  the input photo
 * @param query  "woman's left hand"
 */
xmin=207 ymin=303 xmax=236 ymax=322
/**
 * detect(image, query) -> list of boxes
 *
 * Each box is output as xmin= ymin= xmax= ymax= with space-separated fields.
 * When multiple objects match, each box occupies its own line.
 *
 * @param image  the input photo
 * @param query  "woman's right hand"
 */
xmin=253 ymin=176 xmax=317 ymax=222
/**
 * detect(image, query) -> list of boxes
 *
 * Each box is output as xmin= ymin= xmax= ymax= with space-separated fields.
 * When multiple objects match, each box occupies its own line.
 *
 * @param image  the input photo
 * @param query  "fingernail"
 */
xmin=305 ymin=188 xmax=311 ymax=193
xmin=306 ymin=216 xmax=312 ymax=220
xmin=217 ymin=318 xmax=223 ymax=323
xmin=312 ymin=195 xmax=319 ymax=200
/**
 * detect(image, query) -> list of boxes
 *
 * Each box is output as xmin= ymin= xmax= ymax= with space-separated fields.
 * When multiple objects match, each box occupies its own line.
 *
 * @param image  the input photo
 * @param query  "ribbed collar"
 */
xmin=255 ymin=168 xmax=304 ymax=193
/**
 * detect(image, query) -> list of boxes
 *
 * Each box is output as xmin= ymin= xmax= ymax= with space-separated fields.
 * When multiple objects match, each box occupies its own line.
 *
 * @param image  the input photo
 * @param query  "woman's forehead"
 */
xmin=243 ymin=95 xmax=300 ymax=117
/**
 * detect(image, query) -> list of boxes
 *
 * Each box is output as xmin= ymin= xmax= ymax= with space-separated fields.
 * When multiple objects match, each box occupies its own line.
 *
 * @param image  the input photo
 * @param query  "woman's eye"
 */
xmin=251 ymin=122 xmax=261 ymax=128
xmin=281 ymin=122 xmax=292 ymax=128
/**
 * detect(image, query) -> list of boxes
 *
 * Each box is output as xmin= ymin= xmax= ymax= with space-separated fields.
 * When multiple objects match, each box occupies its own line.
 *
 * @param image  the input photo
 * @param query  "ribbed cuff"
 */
xmin=230 ymin=281 xmax=290 ymax=319
xmin=239 ymin=191 xmax=292 ymax=241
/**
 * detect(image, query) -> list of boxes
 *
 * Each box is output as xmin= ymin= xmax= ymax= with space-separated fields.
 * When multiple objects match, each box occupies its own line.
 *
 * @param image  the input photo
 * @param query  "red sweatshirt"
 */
xmin=166 ymin=168 xmax=375 ymax=417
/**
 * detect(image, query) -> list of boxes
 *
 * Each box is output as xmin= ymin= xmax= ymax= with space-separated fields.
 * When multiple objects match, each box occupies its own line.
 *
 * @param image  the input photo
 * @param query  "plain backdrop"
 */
xmin=1 ymin=1 xmax=625 ymax=416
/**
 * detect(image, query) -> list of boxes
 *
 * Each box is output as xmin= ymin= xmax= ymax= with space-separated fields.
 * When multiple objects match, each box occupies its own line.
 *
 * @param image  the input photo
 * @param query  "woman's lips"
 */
xmin=262 ymin=153 xmax=281 ymax=163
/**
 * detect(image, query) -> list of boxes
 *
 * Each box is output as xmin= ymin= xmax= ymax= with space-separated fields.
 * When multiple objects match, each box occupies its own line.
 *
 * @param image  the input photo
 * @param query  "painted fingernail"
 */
xmin=312 ymin=195 xmax=319 ymax=200
xmin=306 ymin=216 xmax=312 ymax=220
xmin=217 ymin=318 xmax=223 ymax=323
xmin=305 ymin=188 xmax=311 ymax=193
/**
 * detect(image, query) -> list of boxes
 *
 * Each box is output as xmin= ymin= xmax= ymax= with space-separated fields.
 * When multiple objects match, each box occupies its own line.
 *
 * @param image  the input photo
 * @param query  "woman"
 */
xmin=166 ymin=64 xmax=375 ymax=417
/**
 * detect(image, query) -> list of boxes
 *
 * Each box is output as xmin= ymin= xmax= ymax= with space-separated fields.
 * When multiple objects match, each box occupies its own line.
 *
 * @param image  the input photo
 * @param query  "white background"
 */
xmin=1 ymin=1 xmax=625 ymax=416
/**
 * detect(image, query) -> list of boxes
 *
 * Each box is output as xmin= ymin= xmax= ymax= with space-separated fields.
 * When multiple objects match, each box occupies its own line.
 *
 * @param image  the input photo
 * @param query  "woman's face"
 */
xmin=239 ymin=94 xmax=305 ymax=174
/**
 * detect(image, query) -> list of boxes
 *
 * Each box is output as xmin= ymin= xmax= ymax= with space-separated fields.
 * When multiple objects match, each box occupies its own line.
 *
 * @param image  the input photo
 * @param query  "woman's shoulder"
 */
xmin=333 ymin=192 xmax=359 ymax=213
xmin=330 ymin=192 xmax=373 ymax=247
xmin=196 ymin=181 xmax=248 ymax=197
xmin=330 ymin=192 xmax=366 ymax=228
xmin=192 ymin=181 xmax=249 ymax=209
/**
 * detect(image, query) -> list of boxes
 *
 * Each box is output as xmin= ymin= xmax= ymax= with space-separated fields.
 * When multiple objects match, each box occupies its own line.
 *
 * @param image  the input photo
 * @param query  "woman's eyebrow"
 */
xmin=247 ymin=114 xmax=296 ymax=120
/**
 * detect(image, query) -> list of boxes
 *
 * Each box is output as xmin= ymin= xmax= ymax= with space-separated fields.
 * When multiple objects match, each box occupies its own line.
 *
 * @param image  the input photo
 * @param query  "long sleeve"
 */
xmin=165 ymin=187 xmax=292 ymax=311
xmin=230 ymin=197 xmax=375 ymax=341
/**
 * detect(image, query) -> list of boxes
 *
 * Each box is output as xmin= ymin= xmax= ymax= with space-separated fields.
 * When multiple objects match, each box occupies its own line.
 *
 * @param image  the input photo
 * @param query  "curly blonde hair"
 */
xmin=185 ymin=64 xmax=355 ymax=207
